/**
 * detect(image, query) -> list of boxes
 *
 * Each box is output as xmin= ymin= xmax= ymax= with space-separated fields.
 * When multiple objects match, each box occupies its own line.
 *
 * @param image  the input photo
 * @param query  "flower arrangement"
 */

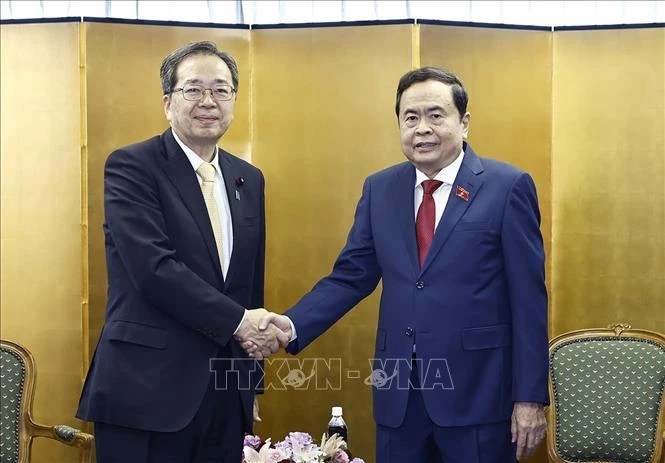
xmin=242 ymin=432 xmax=365 ymax=463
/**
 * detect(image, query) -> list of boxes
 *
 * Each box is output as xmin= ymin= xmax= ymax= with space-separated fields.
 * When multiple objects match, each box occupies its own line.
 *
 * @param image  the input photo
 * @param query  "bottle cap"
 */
xmin=332 ymin=406 xmax=343 ymax=416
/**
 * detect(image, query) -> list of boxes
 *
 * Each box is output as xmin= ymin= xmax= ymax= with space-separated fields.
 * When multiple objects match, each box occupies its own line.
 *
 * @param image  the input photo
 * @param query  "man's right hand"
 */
xmin=240 ymin=312 xmax=294 ymax=358
xmin=234 ymin=309 xmax=290 ymax=359
xmin=258 ymin=313 xmax=293 ymax=337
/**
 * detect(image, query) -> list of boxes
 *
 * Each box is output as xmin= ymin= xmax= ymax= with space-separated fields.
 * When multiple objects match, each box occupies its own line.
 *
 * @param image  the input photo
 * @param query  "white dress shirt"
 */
xmin=172 ymin=129 xmax=234 ymax=278
xmin=413 ymin=149 xmax=465 ymax=227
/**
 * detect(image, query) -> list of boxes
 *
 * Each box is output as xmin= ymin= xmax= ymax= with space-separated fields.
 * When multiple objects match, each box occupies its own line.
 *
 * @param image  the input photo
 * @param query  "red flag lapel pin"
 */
xmin=455 ymin=186 xmax=470 ymax=201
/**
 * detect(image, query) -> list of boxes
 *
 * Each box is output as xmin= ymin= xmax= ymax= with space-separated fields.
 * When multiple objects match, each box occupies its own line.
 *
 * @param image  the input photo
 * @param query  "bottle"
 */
xmin=327 ymin=406 xmax=348 ymax=445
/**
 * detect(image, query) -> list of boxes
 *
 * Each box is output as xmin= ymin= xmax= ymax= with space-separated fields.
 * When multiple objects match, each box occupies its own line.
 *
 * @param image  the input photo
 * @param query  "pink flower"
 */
xmin=332 ymin=450 xmax=350 ymax=463
xmin=266 ymin=448 xmax=290 ymax=461
xmin=243 ymin=432 xmax=364 ymax=463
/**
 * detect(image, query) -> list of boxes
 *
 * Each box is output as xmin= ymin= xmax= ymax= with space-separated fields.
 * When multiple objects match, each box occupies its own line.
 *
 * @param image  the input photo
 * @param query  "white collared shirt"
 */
xmin=172 ymin=129 xmax=234 ymax=279
xmin=413 ymin=149 xmax=465 ymax=230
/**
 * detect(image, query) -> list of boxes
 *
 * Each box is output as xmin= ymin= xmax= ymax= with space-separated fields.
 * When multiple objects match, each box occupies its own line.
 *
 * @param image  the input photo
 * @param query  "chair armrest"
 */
xmin=29 ymin=422 xmax=94 ymax=462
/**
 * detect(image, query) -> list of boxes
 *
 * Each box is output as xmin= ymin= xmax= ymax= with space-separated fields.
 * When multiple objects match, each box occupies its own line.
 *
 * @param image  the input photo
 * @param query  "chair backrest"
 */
xmin=548 ymin=324 xmax=665 ymax=463
xmin=1 ymin=340 xmax=34 ymax=463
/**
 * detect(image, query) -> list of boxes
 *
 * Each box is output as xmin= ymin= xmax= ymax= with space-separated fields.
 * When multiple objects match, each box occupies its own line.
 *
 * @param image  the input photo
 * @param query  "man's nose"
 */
xmin=198 ymin=89 xmax=217 ymax=105
xmin=415 ymin=118 xmax=432 ymax=133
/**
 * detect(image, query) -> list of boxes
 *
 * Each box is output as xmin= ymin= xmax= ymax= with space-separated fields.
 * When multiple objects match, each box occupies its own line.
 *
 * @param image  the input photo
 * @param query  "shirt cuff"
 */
xmin=233 ymin=309 xmax=247 ymax=335
xmin=286 ymin=316 xmax=297 ymax=342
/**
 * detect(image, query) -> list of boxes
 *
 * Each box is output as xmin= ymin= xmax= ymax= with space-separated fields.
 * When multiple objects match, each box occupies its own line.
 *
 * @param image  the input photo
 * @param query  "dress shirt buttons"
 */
xmin=416 ymin=281 xmax=425 ymax=289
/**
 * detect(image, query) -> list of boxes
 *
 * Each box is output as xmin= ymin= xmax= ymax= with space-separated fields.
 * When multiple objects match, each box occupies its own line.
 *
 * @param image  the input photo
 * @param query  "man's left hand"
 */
xmin=253 ymin=397 xmax=262 ymax=423
xmin=511 ymin=402 xmax=546 ymax=460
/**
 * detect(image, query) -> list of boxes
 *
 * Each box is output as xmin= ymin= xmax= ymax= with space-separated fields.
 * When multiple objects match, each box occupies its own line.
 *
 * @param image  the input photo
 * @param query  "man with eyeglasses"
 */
xmin=77 ymin=41 xmax=288 ymax=463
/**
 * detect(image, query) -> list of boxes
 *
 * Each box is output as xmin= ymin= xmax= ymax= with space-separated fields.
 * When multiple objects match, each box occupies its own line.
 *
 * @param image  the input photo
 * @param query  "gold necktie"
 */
xmin=196 ymin=162 xmax=224 ymax=268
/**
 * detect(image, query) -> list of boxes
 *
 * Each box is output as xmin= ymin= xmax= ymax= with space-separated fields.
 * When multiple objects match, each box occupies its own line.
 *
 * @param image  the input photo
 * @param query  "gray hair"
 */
xmin=160 ymin=41 xmax=239 ymax=95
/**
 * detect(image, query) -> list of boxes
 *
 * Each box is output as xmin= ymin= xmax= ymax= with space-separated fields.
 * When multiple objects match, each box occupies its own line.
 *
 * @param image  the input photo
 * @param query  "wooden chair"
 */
xmin=548 ymin=323 xmax=665 ymax=463
xmin=0 ymin=339 xmax=94 ymax=463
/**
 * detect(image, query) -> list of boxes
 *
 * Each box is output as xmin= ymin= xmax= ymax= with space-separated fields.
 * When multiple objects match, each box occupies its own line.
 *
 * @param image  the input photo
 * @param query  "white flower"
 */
xmin=243 ymin=439 xmax=284 ymax=463
xmin=290 ymin=438 xmax=323 ymax=463
xmin=320 ymin=433 xmax=346 ymax=457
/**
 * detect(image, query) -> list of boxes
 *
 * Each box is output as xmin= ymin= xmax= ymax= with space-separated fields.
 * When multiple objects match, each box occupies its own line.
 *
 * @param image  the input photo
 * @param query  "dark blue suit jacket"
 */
xmin=77 ymin=129 xmax=265 ymax=433
xmin=286 ymin=143 xmax=548 ymax=428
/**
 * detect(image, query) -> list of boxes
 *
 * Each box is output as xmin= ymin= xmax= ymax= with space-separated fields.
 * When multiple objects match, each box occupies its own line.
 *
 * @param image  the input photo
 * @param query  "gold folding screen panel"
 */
xmin=552 ymin=27 xmax=665 ymax=336
xmin=419 ymin=26 xmax=554 ymax=462
xmin=0 ymin=21 xmax=86 ymax=463
xmin=1 ymin=18 xmax=663 ymax=463
xmin=251 ymin=24 xmax=413 ymax=459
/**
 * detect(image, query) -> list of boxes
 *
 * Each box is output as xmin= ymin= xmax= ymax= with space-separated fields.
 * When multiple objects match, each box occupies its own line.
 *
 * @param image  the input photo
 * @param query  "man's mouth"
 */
xmin=195 ymin=116 xmax=219 ymax=123
xmin=415 ymin=142 xmax=437 ymax=149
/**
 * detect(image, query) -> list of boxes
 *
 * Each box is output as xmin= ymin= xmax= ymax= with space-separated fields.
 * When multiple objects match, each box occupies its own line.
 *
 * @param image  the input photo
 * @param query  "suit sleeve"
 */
xmin=252 ymin=171 xmax=266 ymax=394
xmin=286 ymin=177 xmax=382 ymax=354
xmin=251 ymin=171 xmax=266 ymax=310
xmin=501 ymin=172 xmax=550 ymax=405
xmin=104 ymin=148 xmax=245 ymax=346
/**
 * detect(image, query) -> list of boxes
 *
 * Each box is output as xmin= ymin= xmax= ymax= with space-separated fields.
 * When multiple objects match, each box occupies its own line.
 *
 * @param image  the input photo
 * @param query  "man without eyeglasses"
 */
xmin=256 ymin=67 xmax=549 ymax=462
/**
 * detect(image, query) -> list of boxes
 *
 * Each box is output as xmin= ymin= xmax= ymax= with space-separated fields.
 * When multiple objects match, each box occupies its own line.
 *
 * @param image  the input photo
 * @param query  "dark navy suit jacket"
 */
xmin=77 ymin=129 xmax=265 ymax=433
xmin=286 ymin=143 xmax=549 ymax=428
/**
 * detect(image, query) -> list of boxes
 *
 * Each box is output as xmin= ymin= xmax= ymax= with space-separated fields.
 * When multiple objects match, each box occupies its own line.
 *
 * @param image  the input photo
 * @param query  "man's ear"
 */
xmin=462 ymin=112 xmax=471 ymax=139
xmin=163 ymin=94 xmax=172 ymax=121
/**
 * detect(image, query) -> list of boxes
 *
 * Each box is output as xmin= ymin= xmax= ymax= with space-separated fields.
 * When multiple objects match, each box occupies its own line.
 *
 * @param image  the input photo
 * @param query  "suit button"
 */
xmin=405 ymin=327 xmax=414 ymax=337
xmin=416 ymin=281 xmax=424 ymax=289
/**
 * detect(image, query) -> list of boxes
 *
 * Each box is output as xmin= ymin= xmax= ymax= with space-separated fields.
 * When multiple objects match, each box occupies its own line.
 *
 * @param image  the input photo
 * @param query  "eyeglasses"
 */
xmin=171 ymin=84 xmax=235 ymax=101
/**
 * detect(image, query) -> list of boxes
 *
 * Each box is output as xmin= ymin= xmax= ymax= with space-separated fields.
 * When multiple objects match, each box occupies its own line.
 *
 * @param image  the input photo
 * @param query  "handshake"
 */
xmin=234 ymin=308 xmax=293 ymax=359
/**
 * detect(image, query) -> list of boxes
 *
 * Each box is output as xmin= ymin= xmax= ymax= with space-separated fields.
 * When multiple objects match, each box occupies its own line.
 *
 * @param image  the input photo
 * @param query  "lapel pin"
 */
xmin=455 ymin=186 xmax=470 ymax=202
xmin=235 ymin=177 xmax=244 ymax=201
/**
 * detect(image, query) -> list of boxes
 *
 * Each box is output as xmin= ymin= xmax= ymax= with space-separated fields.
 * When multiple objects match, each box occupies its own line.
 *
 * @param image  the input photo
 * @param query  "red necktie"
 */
xmin=416 ymin=180 xmax=443 ymax=266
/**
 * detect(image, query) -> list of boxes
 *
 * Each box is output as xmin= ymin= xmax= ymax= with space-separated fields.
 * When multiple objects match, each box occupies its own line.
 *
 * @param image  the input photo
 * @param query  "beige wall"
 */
xmin=551 ymin=27 xmax=665 ymax=336
xmin=0 ymin=21 xmax=86 ymax=463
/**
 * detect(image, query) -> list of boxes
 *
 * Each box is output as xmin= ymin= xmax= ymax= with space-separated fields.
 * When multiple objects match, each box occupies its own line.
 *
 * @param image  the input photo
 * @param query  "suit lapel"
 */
xmin=391 ymin=164 xmax=420 ymax=276
xmin=420 ymin=144 xmax=485 ymax=275
xmin=159 ymin=130 xmax=225 ymax=284
xmin=218 ymin=150 xmax=242 ymax=289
